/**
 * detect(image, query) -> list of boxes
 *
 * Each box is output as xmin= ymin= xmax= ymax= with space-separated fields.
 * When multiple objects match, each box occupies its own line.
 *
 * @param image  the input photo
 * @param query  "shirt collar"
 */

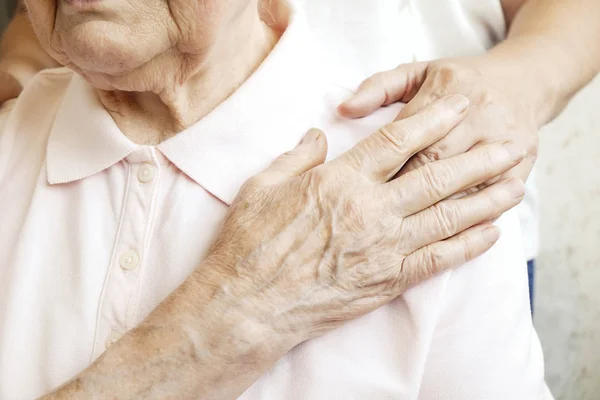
xmin=46 ymin=1 xmax=331 ymax=205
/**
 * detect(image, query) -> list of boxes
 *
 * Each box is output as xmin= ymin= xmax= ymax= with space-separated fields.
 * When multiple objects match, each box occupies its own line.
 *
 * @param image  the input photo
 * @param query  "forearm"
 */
xmin=0 ymin=2 xmax=59 ymax=87
xmin=41 ymin=262 xmax=296 ymax=400
xmin=480 ymin=0 xmax=600 ymax=127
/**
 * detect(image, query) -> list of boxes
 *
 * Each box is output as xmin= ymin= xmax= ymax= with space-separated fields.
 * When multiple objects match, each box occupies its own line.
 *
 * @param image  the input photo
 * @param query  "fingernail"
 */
xmin=504 ymin=178 xmax=525 ymax=198
xmin=444 ymin=94 xmax=469 ymax=113
xmin=300 ymin=129 xmax=321 ymax=145
xmin=503 ymin=140 xmax=526 ymax=162
xmin=482 ymin=226 xmax=500 ymax=245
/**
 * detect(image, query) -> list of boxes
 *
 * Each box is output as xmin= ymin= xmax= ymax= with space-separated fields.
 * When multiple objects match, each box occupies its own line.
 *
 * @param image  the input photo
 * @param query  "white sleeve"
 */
xmin=412 ymin=0 xmax=506 ymax=60
xmin=416 ymin=210 xmax=551 ymax=400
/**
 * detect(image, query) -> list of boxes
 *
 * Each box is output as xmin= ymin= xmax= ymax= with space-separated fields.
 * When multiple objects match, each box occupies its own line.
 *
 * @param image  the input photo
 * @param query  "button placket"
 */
xmin=93 ymin=148 xmax=162 ymax=358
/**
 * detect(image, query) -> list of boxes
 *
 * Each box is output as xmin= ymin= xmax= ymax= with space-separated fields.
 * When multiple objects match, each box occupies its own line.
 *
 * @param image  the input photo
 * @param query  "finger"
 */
xmin=404 ymin=178 xmax=524 ymax=249
xmin=391 ymin=141 xmax=526 ymax=215
xmin=333 ymin=94 xmax=469 ymax=182
xmin=398 ymin=223 xmax=500 ymax=289
xmin=400 ymin=123 xmax=477 ymax=176
xmin=392 ymin=89 xmax=434 ymax=121
xmin=445 ymin=144 xmax=536 ymax=201
xmin=338 ymin=63 xmax=428 ymax=119
xmin=389 ymin=90 xmax=472 ymax=176
xmin=258 ymin=128 xmax=328 ymax=183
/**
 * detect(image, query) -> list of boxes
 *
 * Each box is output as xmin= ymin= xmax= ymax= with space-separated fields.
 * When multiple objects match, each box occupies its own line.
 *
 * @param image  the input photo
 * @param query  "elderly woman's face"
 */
xmin=24 ymin=0 xmax=254 ymax=90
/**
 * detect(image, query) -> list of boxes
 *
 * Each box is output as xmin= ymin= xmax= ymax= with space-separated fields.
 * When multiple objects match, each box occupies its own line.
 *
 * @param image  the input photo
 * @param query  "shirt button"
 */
xmin=105 ymin=330 xmax=122 ymax=349
xmin=137 ymin=164 xmax=155 ymax=183
xmin=119 ymin=249 xmax=139 ymax=270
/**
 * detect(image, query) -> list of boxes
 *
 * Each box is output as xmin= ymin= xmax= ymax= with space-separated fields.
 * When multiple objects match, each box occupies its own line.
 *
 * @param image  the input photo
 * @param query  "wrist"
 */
xmin=189 ymin=258 xmax=303 ymax=360
xmin=476 ymin=37 xmax=564 ymax=127
xmin=47 ymin=265 xmax=299 ymax=400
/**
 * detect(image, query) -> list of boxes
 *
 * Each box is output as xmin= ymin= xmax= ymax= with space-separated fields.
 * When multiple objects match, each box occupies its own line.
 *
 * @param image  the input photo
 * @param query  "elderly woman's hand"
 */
xmin=204 ymin=94 xmax=525 ymax=342
xmin=338 ymin=58 xmax=538 ymax=192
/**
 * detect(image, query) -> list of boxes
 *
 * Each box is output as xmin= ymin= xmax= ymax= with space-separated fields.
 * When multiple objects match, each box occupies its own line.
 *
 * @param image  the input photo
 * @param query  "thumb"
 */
xmin=337 ymin=62 xmax=428 ymax=119
xmin=260 ymin=128 xmax=328 ymax=183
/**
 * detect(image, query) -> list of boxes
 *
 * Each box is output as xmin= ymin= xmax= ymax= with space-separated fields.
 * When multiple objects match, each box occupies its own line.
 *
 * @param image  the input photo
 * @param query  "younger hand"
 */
xmin=338 ymin=59 xmax=538 ymax=193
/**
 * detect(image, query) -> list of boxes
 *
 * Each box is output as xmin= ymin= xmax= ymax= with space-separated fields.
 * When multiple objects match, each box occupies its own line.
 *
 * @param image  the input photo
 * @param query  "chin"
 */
xmin=56 ymin=20 xmax=169 ymax=76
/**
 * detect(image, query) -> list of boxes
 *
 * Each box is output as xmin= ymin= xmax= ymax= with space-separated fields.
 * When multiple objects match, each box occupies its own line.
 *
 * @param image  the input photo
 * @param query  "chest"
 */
xmin=0 ymin=150 xmax=232 ymax=397
xmin=0 ymin=97 xmax=426 ymax=399
xmin=0 ymin=128 xmax=445 ymax=399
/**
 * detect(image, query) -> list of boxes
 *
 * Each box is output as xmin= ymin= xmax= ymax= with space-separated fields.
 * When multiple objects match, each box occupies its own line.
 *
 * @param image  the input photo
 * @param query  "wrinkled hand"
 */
xmin=204 ymin=95 xmax=525 ymax=342
xmin=338 ymin=58 xmax=538 ymax=194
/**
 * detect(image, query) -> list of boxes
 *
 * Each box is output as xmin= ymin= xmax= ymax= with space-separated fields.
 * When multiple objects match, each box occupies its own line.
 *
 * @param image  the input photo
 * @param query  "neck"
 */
xmin=97 ymin=6 xmax=279 ymax=145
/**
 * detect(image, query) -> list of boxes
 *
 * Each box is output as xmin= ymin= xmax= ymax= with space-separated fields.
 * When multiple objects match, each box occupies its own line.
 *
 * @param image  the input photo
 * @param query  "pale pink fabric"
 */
xmin=0 ymin=4 xmax=550 ymax=399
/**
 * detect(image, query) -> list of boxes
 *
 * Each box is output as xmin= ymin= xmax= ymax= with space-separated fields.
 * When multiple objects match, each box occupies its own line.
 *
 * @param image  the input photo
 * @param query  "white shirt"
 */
xmin=0 ymin=2 xmax=549 ymax=399
xmin=299 ymin=0 xmax=539 ymax=260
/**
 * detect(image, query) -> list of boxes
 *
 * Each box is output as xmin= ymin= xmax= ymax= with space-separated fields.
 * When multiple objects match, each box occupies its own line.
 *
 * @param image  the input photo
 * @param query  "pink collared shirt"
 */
xmin=0 ymin=5 xmax=550 ymax=400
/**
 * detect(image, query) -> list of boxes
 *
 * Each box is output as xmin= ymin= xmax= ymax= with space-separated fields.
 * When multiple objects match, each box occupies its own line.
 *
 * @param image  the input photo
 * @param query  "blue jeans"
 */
xmin=527 ymin=260 xmax=535 ymax=316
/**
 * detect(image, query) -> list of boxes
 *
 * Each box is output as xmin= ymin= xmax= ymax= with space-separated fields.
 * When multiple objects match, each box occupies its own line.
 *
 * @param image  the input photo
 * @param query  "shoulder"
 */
xmin=0 ymin=67 xmax=74 ymax=180
xmin=1 ymin=67 xmax=73 ymax=131
xmin=23 ymin=67 xmax=74 ymax=96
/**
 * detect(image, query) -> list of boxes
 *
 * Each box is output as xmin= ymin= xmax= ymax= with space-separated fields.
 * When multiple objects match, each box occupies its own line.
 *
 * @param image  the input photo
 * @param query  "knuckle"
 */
xmin=478 ymin=148 xmax=499 ymax=171
xmin=378 ymin=123 xmax=412 ymax=153
xmin=340 ymin=197 xmax=367 ymax=231
xmin=419 ymin=163 xmax=450 ymax=199
xmin=417 ymin=146 xmax=443 ymax=164
xmin=431 ymin=203 xmax=458 ymax=237
xmin=422 ymin=247 xmax=446 ymax=277
xmin=458 ymin=234 xmax=475 ymax=262
xmin=431 ymin=62 xmax=461 ymax=85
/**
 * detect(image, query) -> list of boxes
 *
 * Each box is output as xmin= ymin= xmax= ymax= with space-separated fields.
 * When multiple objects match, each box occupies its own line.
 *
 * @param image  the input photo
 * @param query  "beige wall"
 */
xmin=536 ymin=75 xmax=600 ymax=399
